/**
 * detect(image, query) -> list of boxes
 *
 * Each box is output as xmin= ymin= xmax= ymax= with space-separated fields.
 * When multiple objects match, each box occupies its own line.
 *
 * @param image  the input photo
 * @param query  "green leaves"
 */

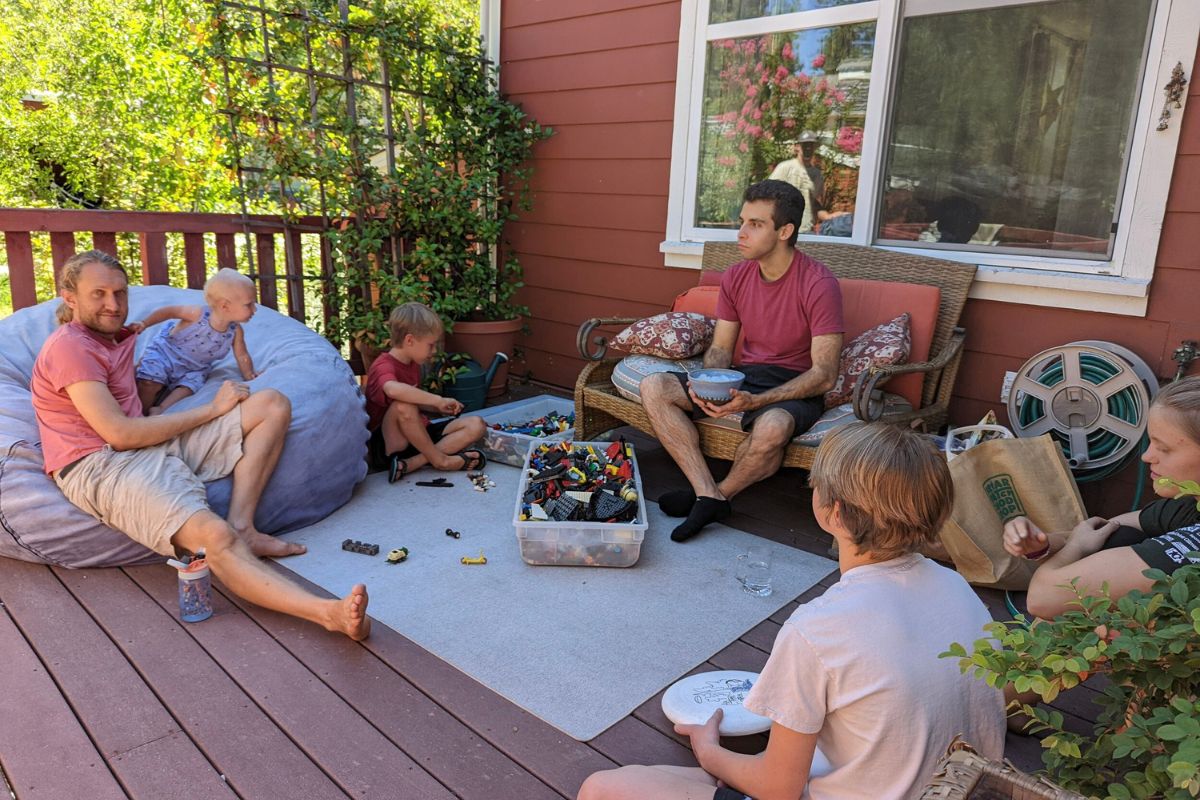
xmin=202 ymin=0 xmax=549 ymax=345
xmin=942 ymin=566 xmax=1200 ymax=796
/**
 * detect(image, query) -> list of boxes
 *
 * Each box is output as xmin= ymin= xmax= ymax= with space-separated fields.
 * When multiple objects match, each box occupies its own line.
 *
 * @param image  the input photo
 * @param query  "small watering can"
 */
xmin=446 ymin=352 xmax=508 ymax=412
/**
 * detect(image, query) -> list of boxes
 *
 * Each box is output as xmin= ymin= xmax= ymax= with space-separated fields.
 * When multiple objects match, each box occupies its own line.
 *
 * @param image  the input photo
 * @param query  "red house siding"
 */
xmin=500 ymin=1 xmax=693 ymax=386
xmin=501 ymin=2 xmax=1200 ymax=513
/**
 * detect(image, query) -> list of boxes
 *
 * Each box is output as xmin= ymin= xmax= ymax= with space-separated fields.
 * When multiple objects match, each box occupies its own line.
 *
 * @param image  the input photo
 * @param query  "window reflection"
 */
xmin=878 ymin=0 xmax=1153 ymax=257
xmin=694 ymin=24 xmax=875 ymax=231
xmin=710 ymin=0 xmax=869 ymax=26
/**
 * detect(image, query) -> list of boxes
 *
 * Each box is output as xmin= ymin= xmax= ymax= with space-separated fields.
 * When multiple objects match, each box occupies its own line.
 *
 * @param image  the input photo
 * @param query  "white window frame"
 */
xmin=662 ymin=0 xmax=1200 ymax=315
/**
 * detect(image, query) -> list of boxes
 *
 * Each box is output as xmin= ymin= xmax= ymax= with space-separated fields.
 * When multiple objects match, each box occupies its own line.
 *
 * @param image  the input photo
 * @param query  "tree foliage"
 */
xmin=0 ymin=0 xmax=477 ymax=212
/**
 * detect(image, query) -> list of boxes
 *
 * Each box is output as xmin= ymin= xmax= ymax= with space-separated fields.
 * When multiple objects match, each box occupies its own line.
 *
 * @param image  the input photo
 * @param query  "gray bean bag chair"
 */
xmin=0 ymin=285 xmax=368 ymax=567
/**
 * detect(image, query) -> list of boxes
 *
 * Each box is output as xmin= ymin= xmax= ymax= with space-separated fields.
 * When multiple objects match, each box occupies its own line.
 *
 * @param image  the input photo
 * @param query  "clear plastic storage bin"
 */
xmin=477 ymin=395 xmax=575 ymax=467
xmin=512 ymin=440 xmax=648 ymax=567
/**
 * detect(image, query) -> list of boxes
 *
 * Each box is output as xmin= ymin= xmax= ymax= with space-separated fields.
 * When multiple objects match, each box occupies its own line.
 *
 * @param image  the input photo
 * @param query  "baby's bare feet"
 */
xmin=327 ymin=584 xmax=370 ymax=641
xmin=241 ymin=528 xmax=307 ymax=557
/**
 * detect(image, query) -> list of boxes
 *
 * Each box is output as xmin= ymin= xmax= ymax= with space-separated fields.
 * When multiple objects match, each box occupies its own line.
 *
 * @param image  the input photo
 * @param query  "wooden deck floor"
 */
xmin=0 ymin=392 xmax=1102 ymax=799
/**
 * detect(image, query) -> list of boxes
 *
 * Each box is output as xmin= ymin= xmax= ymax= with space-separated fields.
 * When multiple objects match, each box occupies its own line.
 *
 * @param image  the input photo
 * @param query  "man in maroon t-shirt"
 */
xmin=641 ymin=180 xmax=844 ymax=541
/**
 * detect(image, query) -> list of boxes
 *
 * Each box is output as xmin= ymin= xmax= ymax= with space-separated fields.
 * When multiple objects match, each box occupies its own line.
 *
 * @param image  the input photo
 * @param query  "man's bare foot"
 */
xmin=326 ymin=584 xmax=371 ymax=641
xmin=240 ymin=528 xmax=307 ymax=557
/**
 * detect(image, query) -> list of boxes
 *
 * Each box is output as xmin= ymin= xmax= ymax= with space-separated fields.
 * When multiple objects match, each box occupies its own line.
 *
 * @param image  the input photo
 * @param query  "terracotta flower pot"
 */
xmin=445 ymin=317 xmax=522 ymax=398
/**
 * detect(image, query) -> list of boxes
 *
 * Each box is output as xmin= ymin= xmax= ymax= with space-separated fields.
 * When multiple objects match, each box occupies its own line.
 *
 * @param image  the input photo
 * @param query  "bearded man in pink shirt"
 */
xmin=640 ymin=180 xmax=844 ymax=542
xmin=31 ymin=250 xmax=369 ymax=640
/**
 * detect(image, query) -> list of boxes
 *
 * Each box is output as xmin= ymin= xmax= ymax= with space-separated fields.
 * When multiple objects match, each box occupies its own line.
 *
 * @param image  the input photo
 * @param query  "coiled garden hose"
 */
xmin=1015 ymin=351 xmax=1146 ymax=482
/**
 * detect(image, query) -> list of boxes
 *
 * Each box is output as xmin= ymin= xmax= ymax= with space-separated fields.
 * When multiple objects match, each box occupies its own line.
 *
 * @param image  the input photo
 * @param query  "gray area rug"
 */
xmin=279 ymin=464 xmax=835 ymax=741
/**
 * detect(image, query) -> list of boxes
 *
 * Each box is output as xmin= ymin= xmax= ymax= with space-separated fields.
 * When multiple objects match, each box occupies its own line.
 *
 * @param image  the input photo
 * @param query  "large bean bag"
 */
xmin=0 ymin=285 xmax=368 ymax=567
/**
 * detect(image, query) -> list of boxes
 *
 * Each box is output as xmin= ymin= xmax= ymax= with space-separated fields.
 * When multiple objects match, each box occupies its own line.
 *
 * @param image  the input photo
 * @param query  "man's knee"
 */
xmin=747 ymin=409 xmax=796 ymax=450
xmin=174 ymin=511 xmax=238 ymax=557
xmin=639 ymin=373 xmax=685 ymax=405
xmin=251 ymin=388 xmax=291 ymax=424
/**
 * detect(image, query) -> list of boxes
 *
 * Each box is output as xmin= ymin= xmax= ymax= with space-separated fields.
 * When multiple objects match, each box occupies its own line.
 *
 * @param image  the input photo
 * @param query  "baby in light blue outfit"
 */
xmin=134 ymin=268 xmax=259 ymax=415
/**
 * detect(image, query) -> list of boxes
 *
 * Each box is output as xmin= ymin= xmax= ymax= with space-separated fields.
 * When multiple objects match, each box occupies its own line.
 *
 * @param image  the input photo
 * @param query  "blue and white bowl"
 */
xmin=688 ymin=368 xmax=745 ymax=405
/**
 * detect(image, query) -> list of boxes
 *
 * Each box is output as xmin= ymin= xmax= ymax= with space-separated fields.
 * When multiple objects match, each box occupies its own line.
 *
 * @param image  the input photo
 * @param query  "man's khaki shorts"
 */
xmin=56 ymin=408 xmax=244 ymax=556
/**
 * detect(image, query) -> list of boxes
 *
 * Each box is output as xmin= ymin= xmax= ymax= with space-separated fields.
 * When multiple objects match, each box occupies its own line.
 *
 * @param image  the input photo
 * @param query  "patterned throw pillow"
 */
xmin=824 ymin=312 xmax=911 ymax=409
xmin=612 ymin=312 xmax=715 ymax=359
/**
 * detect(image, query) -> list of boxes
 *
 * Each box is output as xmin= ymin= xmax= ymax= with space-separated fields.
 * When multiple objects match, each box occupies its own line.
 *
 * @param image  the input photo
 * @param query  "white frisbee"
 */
xmin=661 ymin=670 xmax=771 ymax=736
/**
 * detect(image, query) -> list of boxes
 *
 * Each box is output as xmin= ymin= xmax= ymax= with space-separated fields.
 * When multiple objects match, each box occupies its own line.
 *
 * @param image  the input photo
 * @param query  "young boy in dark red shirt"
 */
xmin=364 ymin=303 xmax=486 ymax=482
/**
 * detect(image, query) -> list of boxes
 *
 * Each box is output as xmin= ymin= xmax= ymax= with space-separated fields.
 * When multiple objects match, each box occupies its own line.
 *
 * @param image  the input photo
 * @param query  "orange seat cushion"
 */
xmin=672 ymin=278 xmax=940 ymax=408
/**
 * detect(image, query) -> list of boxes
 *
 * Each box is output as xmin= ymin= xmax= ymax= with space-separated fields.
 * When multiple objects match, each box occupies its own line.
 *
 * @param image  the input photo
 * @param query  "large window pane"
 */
xmin=694 ymin=24 xmax=875 ymax=231
xmin=878 ymin=0 xmax=1153 ymax=257
xmin=710 ymin=1 xmax=869 ymax=26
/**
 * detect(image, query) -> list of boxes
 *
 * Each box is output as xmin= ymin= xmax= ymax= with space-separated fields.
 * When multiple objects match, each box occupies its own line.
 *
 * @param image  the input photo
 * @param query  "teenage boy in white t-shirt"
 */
xmin=577 ymin=423 xmax=1004 ymax=800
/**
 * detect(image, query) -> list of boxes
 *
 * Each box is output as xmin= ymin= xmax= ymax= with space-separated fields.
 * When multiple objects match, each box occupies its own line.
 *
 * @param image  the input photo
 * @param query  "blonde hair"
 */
xmin=56 ymin=250 xmax=127 ymax=325
xmin=203 ymin=267 xmax=255 ymax=306
xmin=388 ymin=302 xmax=443 ymax=345
xmin=1153 ymin=376 xmax=1200 ymax=445
xmin=810 ymin=422 xmax=953 ymax=560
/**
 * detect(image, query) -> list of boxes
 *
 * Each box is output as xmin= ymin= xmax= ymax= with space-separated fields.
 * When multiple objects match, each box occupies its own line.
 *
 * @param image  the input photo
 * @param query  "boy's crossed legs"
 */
xmin=379 ymin=400 xmax=486 ymax=480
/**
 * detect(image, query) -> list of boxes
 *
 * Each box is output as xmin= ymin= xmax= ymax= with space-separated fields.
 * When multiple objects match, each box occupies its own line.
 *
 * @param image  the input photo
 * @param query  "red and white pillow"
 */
xmin=824 ymin=313 xmax=911 ymax=409
xmin=612 ymin=312 xmax=715 ymax=360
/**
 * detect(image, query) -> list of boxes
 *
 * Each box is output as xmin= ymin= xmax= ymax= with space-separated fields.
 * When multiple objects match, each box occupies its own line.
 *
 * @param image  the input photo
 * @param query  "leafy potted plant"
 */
xmin=943 ymin=565 xmax=1200 ymax=798
xmin=203 ymin=1 xmax=550 ymax=380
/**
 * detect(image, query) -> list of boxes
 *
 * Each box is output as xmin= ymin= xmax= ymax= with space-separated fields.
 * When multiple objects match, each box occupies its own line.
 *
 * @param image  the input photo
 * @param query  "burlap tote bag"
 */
xmin=937 ymin=433 xmax=1086 ymax=590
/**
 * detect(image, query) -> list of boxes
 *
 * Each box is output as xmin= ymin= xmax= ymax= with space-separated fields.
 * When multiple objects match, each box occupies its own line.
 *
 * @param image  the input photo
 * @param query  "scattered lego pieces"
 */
xmin=445 ymin=527 xmax=462 ymax=539
xmin=460 ymin=550 xmax=488 ymax=565
xmin=386 ymin=547 xmax=409 ymax=564
xmin=416 ymin=477 xmax=454 ymax=488
xmin=467 ymin=471 xmax=496 ymax=492
xmin=342 ymin=539 xmax=379 ymax=556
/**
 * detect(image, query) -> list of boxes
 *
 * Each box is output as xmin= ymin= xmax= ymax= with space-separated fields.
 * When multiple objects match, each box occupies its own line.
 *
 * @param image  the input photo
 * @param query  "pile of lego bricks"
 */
xmin=489 ymin=410 xmax=574 ymax=437
xmin=518 ymin=439 xmax=639 ymax=524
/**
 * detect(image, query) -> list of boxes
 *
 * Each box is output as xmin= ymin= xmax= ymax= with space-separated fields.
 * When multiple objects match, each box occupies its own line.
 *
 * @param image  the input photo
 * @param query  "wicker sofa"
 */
xmin=573 ymin=241 xmax=977 ymax=471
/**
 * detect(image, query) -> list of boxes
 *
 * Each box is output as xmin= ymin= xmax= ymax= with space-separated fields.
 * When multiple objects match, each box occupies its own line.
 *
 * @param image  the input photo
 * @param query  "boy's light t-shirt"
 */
xmin=744 ymin=554 xmax=1004 ymax=800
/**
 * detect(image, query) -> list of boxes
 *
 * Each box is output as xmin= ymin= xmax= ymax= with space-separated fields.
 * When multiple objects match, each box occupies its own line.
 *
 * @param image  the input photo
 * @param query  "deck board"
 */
xmin=55 ymin=565 xmax=348 ymax=800
xmin=0 ymin=560 xmax=232 ymax=799
xmin=0 ymin=589 xmax=127 ymax=800
xmin=124 ymin=565 xmax=456 ymax=800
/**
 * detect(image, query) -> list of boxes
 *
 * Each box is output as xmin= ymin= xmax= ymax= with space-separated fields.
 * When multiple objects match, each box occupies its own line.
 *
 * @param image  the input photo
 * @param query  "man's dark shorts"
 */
xmin=368 ymin=418 xmax=453 ymax=469
xmin=671 ymin=363 xmax=825 ymax=435
xmin=1104 ymin=524 xmax=1200 ymax=575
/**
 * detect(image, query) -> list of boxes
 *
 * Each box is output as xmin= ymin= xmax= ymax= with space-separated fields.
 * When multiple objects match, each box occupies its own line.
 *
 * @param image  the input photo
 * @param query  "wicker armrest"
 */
xmin=576 ymin=317 xmax=640 ymax=361
xmin=851 ymin=328 xmax=966 ymax=420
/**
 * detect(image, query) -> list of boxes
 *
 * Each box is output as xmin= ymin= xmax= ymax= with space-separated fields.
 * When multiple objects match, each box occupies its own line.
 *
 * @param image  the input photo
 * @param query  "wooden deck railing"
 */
xmin=0 ymin=208 xmax=334 ymax=327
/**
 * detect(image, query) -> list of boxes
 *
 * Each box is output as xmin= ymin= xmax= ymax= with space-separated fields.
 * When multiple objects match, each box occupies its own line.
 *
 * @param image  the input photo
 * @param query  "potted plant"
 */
xmin=204 ymin=2 xmax=549 ymax=380
xmin=421 ymin=348 xmax=472 ymax=395
xmin=943 ymin=564 xmax=1200 ymax=798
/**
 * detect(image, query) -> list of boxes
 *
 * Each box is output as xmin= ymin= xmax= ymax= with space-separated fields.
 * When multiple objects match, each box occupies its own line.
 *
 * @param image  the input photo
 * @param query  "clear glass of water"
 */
xmin=736 ymin=543 xmax=773 ymax=597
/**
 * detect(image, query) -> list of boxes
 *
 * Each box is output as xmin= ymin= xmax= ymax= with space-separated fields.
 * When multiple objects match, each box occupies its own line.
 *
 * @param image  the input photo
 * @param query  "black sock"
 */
xmin=659 ymin=488 xmax=697 ymax=517
xmin=671 ymin=496 xmax=731 ymax=542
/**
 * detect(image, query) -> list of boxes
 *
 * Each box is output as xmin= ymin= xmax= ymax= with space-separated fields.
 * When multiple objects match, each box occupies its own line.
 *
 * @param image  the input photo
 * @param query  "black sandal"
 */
xmin=388 ymin=454 xmax=411 ymax=484
xmin=455 ymin=448 xmax=486 ymax=471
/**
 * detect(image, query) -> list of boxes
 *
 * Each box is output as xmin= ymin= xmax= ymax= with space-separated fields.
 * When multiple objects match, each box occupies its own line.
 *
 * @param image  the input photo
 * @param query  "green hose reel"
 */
xmin=1007 ymin=341 xmax=1157 ymax=483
